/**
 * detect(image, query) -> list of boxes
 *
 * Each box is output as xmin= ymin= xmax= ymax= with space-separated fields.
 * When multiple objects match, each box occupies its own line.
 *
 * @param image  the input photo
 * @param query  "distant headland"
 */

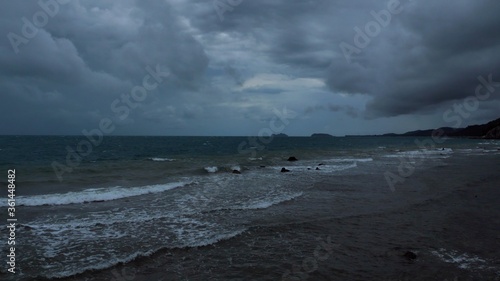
xmin=310 ymin=133 xmax=335 ymax=138
xmin=368 ymin=117 xmax=500 ymax=139
xmin=271 ymin=133 xmax=289 ymax=137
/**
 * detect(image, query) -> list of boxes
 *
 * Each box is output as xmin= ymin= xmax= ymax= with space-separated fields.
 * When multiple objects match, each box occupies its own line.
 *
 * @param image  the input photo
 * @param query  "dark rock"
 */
xmin=307 ymin=168 xmax=311 ymax=170
xmin=260 ymin=165 xmax=266 ymax=168
xmin=287 ymin=156 xmax=298 ymax=161
xmin=403 ymin=251 xmax=417 ymax=260
xmin=315 ymin=167 xmax=320 ymax=170
xmin=232 ymin=170 xmax=241 ymax=174
xmin=281 ymin=168 xmax=290 ymax=173
xmin=318 ymin=163 xmax=325 ymax=166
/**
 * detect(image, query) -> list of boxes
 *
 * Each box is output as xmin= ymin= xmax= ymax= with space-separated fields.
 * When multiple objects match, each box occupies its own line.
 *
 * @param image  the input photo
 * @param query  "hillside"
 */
xmin=384 ymin=117 xmax=500 ymax=139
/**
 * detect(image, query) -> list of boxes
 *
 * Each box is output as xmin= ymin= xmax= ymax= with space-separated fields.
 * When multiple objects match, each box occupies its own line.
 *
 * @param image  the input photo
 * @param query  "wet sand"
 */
xmin=47 ymin=153 xmax=500 ymax=281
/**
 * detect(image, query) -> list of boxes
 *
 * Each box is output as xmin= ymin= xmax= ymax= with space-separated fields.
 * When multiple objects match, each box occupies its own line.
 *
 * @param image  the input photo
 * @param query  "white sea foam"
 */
xmin=2 ymin=182 xmax=189 ymax=207
xmin=384 ymin=148 xmax=453 ymax=159
xmin=456 ymin=148 xmax=500 ymax=155
xmin=33 ymin=221 xmax=246 ymax=279
xmin=478 ymin=141 xmax=498 ymax=145
xmin=431 ymin=248 xmax=493 ymax=270
xmin=232 ymin=191 xmax=303 ymax=210
xmin=272 ymin=162 xmax=358 ymax=173
xmin=205 ymin=166 xmax=218 ymax=173
xmin=329 ymin=157 xmax=373 ymax=163
xmin=21 ymin=209 xmax=178 ymax=232
xmin=150 ymin=157 xmax=175 ymax=162
xmin=42 ymin=247 xmax=159 ymax=279
xmin=248 ymin=157 xmax=263 ymax=161
xmin=178 ymin=228 xmax=247 ymax=248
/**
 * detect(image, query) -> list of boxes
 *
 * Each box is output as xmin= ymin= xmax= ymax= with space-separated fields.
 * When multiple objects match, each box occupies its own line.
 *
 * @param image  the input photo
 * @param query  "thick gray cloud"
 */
xmin=326 ymin=0 xmax=500 ymax=119
xmin=1 ymin=0 xmax=499 ymax=136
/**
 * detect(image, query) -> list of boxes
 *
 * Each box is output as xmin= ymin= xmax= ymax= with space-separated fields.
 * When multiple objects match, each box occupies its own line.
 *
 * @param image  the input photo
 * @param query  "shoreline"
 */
xmin=15 ymin=153 xmax=500 ymax=281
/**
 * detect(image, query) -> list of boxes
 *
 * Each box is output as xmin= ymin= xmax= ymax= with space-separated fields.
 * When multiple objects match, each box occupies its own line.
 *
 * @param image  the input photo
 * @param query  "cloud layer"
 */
xmin=1 ymin=0 xmax=499 ymax=135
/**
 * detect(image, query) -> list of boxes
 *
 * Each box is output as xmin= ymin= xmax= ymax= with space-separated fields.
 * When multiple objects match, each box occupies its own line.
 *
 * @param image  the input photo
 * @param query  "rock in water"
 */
xmin=281 ymin=168 xmax=290 ymax=173
xmin=232 ymin=170 xmax=241 ymax=174
xmin=287 ymin=156 xmax=298 ymax=161
xmin=403 ymin=251 xmax=417 ymax=260
xmin=315 ymin=167 xmax=321 ymax=170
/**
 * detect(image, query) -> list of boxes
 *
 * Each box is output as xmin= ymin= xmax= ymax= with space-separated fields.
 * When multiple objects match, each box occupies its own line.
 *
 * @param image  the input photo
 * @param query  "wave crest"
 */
xmin=3 ymin=182 xmax=189 ymax=207
xmin=150 ymin=157 xmax=175 ymax=162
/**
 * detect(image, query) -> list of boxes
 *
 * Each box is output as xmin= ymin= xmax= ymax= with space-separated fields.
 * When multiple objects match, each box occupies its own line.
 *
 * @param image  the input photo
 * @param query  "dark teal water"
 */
xmin=0 ymin=135 xmax=497 ymax=280
xmin=0 ymin=135 xmax=480 ymax=194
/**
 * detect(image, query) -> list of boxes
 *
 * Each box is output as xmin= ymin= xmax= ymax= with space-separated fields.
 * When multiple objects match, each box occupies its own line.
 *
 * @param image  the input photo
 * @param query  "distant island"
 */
xmin=271 ymin=133 xmax=289 ymax=137
xmin=380 ymin=117 xmax=500 ymax=139
xmin=310 ymin=133 xmax=334 ymax=138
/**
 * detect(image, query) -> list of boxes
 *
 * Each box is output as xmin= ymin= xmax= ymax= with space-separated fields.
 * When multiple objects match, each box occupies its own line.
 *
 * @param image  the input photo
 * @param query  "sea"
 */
xmin=0 ymin=135 xmax=499 ymax=280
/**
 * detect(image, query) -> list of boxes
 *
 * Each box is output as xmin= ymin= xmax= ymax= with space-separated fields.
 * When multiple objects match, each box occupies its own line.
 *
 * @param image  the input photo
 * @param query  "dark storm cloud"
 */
xmin=1 ymin=0 xmax=499 ymax=136
xmin=327 ymin=0 xmax=500 ymax=119
xmin=0 ymin=0 xmax=208 ymax=134
xmin=305 ymin=104 xmax=359 ymax=118
xmin=190 ymin=0 xmax=500 ymax=119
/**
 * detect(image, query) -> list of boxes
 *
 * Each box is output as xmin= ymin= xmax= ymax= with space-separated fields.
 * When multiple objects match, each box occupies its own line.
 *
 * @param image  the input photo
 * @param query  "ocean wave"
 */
xmin=204 ymin=166 xmax=219 ymax=173
xmin=37 ymin=248 xmax=157 ymax=279
xmin=271 ymin=162 xmax=357 ymax=173
xmin=149 ymin=157 xmax=175 ymax=162
xmin=36 ymin=228 xmax=247 ymax=280
xmin=384 ymin=148 xmax=453 ymax=159
xmin=173 ymin=227 xmax=247 ymax=249
xmin=430 ymin=248 xmax=495 ymax=271
xmin=204 ymin=165 xmax=243 ymax=173
xmin=248 ymin=157 xmax=263 ymax=161
xmin=329 ymin=157 xmax=373 ymax=162
xmin=478 ymin=141 xmax=498 ymax=145
xmin=228 ymin=192 xmax=303 ymax=210
xmin=2 ymin=182 xmax=189 ymax=207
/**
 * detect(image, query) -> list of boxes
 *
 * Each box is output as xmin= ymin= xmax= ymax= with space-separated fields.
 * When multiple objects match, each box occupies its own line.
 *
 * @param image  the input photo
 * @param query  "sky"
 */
xmin=1 ymin=0 xmax=499 ymax=136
